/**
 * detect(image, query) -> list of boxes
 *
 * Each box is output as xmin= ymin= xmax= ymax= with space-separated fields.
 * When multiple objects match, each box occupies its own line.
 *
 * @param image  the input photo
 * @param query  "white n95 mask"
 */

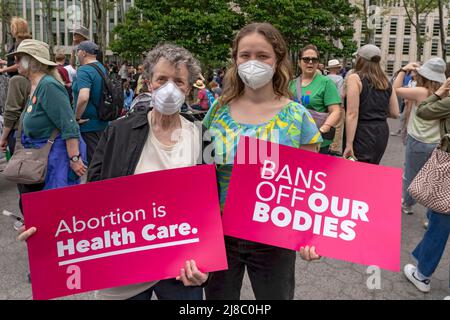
xmin=152 ymin=81 xmax=185 ymax=115
xmin=238 ymin=60 xmax=275 ymax=90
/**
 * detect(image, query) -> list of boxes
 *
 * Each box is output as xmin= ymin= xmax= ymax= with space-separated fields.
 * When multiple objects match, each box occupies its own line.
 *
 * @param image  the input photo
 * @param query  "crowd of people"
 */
xmin=0 ymin=17 xmax=448 ymax=300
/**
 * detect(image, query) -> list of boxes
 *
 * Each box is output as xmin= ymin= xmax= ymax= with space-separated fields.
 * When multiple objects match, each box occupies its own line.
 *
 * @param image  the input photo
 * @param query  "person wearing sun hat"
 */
xmin=405 ymin=65 xmax=450 ymax=296
xmin=191 ymin=79 xmax=210 ymax=111
xmin=343 ymin=44 xmax=400 ymax=164
xmin=393 ymin=57 xmax=446 ymax=219
xmin=6 ymin=39 xmax=87 ymax=209
xmin=69 ymin=25 xmax=103 ymax=68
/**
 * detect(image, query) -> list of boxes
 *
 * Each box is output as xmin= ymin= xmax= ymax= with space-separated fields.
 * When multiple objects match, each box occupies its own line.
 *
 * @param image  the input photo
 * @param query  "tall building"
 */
xmin=1 ymin=0 xmax=134 ymax=55
xmin=352 ymin=1 xmax=450 ymax=76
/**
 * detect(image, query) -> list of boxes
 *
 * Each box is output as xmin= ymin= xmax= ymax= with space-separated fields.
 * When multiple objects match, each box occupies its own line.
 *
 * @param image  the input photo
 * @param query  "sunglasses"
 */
xmin=301 ymin=57 xmax=319 ymax=64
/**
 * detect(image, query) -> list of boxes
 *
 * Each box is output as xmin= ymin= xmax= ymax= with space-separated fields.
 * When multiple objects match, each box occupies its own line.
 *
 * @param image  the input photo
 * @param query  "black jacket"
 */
xmin=87 ymin=108 xmax=211 ymax=182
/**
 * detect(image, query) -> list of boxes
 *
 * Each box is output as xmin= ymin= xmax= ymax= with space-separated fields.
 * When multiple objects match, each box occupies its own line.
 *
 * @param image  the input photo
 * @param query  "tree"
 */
xmin=42 ymin=0 xmax=55 ymax=60
xmin=234 ymin=0 xmax=358 ymax=73
xmin=81 ymin=0 xmax=91 ymax=30
xmin=403 ymin=0 xmax=439 ymax=61
xmin=111 ymin=0 xmax=357 ymax=72
xmin=92 ymin=0 xmax=118 ymax=60
xmin=355 ymin=0 xmax=391 ymax=45
xmin=437 ymin=0 xmax=446 ymax=61
xmin=0 ymin=0 xmax=19 ymax=57
xmin=110 ymin=0 xmax=245 ymax=69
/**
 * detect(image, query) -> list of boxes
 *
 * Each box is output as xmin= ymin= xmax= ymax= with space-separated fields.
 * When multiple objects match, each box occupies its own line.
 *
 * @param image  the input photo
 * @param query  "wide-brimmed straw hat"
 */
xmin=193 ymin=79 xmax=205 ymax=89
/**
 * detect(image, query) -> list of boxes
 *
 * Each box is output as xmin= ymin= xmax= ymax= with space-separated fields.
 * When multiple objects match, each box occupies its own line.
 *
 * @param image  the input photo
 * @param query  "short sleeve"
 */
xmin=289 ymin=103 xmax=322 ymax=145
xmin=41 ymin=80 xmax=80 ymax=140
xmin=300 ymin=110 xmax=322 ymax=145
xmin=77 ymin=67 xmax=93 ymax=90
xmin=324 ymin=78 xmax=342 ymax=107
xmin=198 ymin=90 xmax=206 ymax=100
xmin=203 ymin=100 xmax=220 ymax=129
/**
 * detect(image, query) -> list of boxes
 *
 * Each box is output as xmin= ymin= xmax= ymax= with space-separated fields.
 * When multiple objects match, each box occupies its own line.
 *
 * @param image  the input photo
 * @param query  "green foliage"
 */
xmin=110 ymin=0 xmax=358 ymax=70
xmin=110 ymin=1 xmax=244 ymax=69
xmin=236 ymin=0 xmax=358 ymax=57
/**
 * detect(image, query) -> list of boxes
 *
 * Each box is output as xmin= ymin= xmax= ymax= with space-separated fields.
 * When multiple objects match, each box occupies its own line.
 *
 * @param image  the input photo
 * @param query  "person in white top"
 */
xmin=17 ymin=44 xmax=209 ymax=300
xmin=393 ymin=57 xmax=446 ymax=216
xmin=64 ymin=63 xmax=77 ymax=83
xmin=119 ymin=61 xmax=129 ymax=84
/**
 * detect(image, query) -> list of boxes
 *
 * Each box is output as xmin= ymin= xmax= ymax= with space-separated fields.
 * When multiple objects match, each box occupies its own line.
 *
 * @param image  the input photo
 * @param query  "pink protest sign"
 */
xmin=22 ymin=165 xmax=227 ymax=300
xmin=222 ymin=136 xmax=402 ymax=272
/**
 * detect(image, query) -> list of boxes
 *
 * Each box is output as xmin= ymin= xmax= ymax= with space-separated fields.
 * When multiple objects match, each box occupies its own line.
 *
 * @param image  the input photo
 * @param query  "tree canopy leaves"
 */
xmin=110 ymin=0 xmax=358 ymax=69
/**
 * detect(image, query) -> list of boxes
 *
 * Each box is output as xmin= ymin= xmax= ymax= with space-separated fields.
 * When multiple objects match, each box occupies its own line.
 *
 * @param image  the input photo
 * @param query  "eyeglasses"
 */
xmin=301 ymin=57 xmax=319 ymax=64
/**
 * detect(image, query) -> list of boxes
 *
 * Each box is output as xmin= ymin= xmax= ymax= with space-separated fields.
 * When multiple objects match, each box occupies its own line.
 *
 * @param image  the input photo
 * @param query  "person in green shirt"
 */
xmin=289 ymin=44 xmax=342 ymax=154
xmin=7 ymin=39 xmax=86 ymax=206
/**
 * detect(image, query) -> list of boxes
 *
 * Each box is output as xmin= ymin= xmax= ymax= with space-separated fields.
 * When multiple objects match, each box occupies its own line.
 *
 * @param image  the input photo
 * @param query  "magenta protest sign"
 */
xmin=222 ymin=136 xmax=402 ymax=271
xmin=22 ymin=165 xmax=227 ymax=300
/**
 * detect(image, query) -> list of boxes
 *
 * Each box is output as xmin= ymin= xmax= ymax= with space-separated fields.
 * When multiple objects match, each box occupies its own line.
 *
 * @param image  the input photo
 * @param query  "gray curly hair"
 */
xmin=143 ymin=43 xmax=201 ymax=86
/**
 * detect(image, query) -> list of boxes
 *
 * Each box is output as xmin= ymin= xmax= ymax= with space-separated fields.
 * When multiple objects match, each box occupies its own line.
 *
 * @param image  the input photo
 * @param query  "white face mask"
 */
xmin=152 ymin=81 xmax=185 ymax=115
xmin=238 ymin=60 xmax=275 ymax=90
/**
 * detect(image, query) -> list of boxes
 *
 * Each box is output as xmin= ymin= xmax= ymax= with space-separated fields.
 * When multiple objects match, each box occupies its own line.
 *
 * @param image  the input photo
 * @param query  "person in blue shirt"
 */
xmin=73 ymin=41 xmax=108 ymax=164
xmin=123 ymin=80 xmax=134 ymax=111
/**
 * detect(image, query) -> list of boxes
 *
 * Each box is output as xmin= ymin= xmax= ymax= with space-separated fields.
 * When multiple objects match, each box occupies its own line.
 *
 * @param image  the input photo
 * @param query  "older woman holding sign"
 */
xmin=18 ymin=43 xmax=209 ymax=300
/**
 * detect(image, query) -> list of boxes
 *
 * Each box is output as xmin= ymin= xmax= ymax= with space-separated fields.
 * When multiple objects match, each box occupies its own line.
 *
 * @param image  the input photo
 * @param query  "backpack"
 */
xmin=87 ymin=63 xmax=124 ymax=121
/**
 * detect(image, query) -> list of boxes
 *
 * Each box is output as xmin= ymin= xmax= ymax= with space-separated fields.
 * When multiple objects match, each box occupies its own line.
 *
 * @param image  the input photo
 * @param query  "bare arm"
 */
xmin=299 ymin=143 xmax=320 ymax=153
xmin=343 ymin=74 xmax=361 ymax=158
xmin=388 ymin=87 xmax=400 ymax=119
xmin=321 ymin=104 xmax=341 ymax=133
xmin=403 ymin=100 xmax=413 ymax=126
xmin=0 ymin=126 xmax=12 ymax=152
xmin=75 ymin=88 xmax=90 ymax=121
xmin=0 ymin=64 xmax=18 ymax=74
xmin=70 ymin=50 xmax=76 ymax=68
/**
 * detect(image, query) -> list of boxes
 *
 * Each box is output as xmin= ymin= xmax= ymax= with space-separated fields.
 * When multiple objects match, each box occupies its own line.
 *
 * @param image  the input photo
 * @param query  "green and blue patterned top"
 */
xmin=203 ymin=100 xmax=322 ymax=209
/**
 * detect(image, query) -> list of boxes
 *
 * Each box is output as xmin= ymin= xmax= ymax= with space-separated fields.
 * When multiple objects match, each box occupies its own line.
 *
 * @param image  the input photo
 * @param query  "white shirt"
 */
xmin=95 ymin=111 xmax=201 ymax=300
xmin=64 ymin=65 xmax=77 ymax=83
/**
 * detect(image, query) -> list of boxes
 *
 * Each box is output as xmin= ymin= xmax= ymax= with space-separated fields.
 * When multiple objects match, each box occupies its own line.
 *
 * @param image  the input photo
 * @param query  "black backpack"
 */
xmin=87 ymin=63 xmax=124 ymax=121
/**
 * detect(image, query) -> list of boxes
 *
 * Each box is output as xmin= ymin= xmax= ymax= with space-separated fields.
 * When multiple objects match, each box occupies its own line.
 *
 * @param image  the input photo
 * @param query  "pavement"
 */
xmin=0 ymin=119 xmax=448 ymax=300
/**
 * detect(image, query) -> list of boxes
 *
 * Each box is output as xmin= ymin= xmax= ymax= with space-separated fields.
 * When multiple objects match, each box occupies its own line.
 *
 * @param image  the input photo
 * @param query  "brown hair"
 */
xmin=416 ymin=74 xmax=442 ymax=95
xmin=354 ymin=57 xmax=389 ymax=90
xmin=219 ymin=22 xmax=293 ymax=107
xmin=10 ymin=17 xmax=31 ymax=40
xmin=55 ymin=53 xmax=66 ymax=63
xmin=299 ymin=44 xmax=320 ymax=59
xmin=445 ymin=62 xmax=450 ymax=78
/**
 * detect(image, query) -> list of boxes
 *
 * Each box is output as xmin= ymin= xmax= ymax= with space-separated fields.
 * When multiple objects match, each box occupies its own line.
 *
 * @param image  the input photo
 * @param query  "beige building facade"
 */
xmin=1 ymin=0 xmax=134 ymax=55
xmin=352 ymin=0 xmax=450 ymax=75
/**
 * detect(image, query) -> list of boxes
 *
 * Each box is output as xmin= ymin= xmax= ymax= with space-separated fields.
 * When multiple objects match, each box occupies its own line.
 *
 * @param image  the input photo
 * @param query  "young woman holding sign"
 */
xmin=203 ymin=22 xmax=322 ymax=300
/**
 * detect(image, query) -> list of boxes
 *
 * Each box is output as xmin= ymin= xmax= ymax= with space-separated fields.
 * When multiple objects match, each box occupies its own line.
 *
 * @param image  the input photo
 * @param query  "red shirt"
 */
xmin=197 ymin=89 xmax=209 ymax=110
xmin=57 ymin=65 xmax=70 ymax=85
